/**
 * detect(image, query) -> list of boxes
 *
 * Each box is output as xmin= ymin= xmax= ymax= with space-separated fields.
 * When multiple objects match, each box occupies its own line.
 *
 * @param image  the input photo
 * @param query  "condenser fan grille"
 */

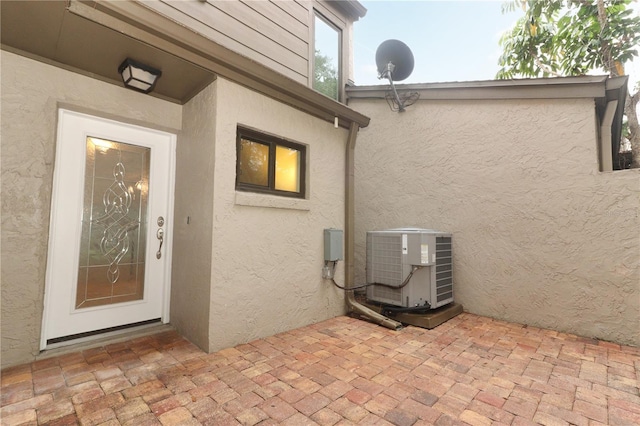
xmin=367 ymin=235 xmax=403 ymax=303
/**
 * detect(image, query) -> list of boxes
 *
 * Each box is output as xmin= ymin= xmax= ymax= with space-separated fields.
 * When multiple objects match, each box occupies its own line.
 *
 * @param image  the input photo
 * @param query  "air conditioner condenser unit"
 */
xmin=366 ymin=228 xmax=453 ymax=309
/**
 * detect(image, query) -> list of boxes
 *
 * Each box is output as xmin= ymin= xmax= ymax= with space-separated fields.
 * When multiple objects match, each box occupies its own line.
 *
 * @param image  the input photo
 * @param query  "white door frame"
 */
xmin=40 ymin=109 xmax=176 ymax=350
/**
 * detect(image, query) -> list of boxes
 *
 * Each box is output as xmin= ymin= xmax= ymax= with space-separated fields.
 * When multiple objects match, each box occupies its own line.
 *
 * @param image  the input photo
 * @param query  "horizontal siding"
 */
xmin=240 ymin=0 xmax=308 ymax=40
xmin=273 ymin=0 xmax=310 ymax=25
xmin=214 ymin=0 xmax=307 ymax=56
xmin=150 ymin=0 xmax=310 ymax=84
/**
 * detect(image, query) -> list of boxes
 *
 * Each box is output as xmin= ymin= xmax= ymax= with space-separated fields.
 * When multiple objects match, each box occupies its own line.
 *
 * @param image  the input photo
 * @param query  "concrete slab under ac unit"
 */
xmin=361 ymin=301 xmax=463 ymax=329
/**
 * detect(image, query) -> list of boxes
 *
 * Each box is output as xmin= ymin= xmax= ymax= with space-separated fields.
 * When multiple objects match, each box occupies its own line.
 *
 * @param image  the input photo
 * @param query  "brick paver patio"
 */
xmin=1 ymin=313 xmax=639 ymax=425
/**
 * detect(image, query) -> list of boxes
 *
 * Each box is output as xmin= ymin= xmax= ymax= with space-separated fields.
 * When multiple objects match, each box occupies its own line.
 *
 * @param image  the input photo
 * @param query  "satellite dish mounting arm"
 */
xmin=378 ymin=62 xmax=406 ymax=112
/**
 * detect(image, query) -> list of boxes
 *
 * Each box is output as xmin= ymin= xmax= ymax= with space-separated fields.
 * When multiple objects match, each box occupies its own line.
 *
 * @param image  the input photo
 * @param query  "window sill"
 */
xmin=234 ymin=192 xmax=310 ymax=211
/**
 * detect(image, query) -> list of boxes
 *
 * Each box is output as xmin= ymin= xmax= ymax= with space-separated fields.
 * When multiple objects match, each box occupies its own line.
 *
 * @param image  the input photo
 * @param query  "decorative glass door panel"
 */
xmin=76 ymin=138 xmax=150 ymax=309
xmin=42 ymin=109 xmax=175 ymax=349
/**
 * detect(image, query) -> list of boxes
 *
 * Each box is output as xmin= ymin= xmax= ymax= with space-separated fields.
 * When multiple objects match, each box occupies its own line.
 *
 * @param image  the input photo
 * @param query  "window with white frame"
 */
xmin=313 ymin=11 xmax=341 ymax=100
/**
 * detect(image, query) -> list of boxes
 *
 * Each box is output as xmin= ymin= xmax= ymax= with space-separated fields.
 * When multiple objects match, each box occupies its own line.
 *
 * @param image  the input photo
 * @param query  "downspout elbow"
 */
xmin=346 ymin=294 xmax=403 ymax=330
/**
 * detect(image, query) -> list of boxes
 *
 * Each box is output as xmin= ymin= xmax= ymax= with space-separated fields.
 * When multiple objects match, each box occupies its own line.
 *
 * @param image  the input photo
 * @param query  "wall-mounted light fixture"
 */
xmin=118 ymin=58 xmax=162 ymax=94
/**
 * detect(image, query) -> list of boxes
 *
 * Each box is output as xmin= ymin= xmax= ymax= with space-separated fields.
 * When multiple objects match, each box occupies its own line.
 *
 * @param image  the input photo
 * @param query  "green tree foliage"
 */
xmin=497 ymin=0 xmax=640 ymax=168
xmin=313 ymin=50 xmax=339 ymax=100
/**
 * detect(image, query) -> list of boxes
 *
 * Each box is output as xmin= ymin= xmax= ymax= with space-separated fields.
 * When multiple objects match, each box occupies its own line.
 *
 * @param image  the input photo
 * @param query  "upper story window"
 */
xmin=313 ymin=12 xmax=341 ymax=100
xmin=236 ymin=127 xmax=306 ymax=199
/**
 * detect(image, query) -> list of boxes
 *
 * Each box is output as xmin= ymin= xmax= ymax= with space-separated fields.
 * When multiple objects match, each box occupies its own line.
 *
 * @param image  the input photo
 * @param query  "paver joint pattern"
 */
xmin=1 ymin=313 xmax=639 ymax=425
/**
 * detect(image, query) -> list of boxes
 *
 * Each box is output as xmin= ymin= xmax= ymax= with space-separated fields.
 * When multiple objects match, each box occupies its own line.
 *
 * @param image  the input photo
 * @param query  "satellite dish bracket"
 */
xmin=378 ymin=62 xmax=406 ymax=112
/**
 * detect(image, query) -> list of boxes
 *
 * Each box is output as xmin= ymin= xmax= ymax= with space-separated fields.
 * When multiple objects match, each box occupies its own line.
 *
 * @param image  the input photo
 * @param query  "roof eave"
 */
xmin=346 ymin=75 xmax=614 ymax=101
xmin=328 ymin=0 xmax=367 ymax=21
xmin=75 ymin=0 xmax=370 ymax=129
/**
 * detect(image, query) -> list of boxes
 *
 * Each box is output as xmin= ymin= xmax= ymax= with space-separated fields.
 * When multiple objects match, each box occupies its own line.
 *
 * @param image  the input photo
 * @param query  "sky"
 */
xmin=352 ymin=0 xmax=640 ymax=87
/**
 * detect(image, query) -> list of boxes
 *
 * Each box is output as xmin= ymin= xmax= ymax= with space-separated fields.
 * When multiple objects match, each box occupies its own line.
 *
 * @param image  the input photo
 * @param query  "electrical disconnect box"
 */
xmin=324 ymin=229 xmax=343 ymax=261
xmin=366 ymin=228 xmax=453 ymax=309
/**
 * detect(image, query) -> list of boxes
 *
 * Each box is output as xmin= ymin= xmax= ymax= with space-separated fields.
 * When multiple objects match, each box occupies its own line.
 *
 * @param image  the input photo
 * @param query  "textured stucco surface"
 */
xmin=350 ymin=97 xmax=640 ymax=346
xmin=170 ymin=82 xmax=217 ymax=351
xmin=207 ymin=78 xmax=347 ymax=352
xmin=1 ymin=52 xmax=349 ymax=366
xmin=1 ymin=52 xmax=182 ymax=368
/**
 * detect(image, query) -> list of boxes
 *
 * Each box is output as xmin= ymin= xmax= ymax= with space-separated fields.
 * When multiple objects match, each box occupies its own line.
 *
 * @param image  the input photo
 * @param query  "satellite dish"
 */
xmin=375 ymin=39 xmax=418 ymax=112
xmin=375 ymin=39 xmax=414 ymax=82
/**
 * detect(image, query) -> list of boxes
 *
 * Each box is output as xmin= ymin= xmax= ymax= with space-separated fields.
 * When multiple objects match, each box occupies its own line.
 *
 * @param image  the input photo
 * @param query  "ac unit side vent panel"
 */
xmin=370 ymin=286 xmax=403 ymax=303
xmin=366 ymin=234 xmax=403 ymax=304
xmin=367 ymin=235 xmax=403 ymax=285
xmin=435 ymin=236 xmax=453 ymax=304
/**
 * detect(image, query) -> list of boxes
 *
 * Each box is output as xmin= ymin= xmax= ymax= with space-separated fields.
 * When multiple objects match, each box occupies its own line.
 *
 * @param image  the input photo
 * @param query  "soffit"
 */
xmin=75 ymin=0 xmax=370 ymax=128
xmin=0 ymin=0 xmax=216 ymax=104
xmin=1 ymin=0 xmax=370 ymax=128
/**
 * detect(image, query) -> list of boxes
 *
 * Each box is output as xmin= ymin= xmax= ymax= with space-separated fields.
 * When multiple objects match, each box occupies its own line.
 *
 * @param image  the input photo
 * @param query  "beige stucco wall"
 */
xmin=170 ymin=82 xmax=217 ymax=350
xmin=207 ymin=77 xmax=347 ymax=352
xmin=1 ymin=51 xmax=349 ymax=366
xmin=1 ymin=51 xmax=182 ymax=368
xmin=350 ymin=97 xmax=640 ymax=346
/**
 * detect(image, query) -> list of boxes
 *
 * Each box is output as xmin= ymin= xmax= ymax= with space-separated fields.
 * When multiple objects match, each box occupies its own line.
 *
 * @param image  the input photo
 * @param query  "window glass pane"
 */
xmin=275 ymin=145 xmax=301 ymax=192
xmin=314 ymin=14 xmax=340 ymax=100
xmin=238 ymin=139 xmax=269 ymax=187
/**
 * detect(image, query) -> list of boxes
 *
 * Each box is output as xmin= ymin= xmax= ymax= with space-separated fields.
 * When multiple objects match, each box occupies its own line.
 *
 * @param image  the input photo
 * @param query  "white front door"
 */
xmin=41 ymin=109 xmax=175 ymax=349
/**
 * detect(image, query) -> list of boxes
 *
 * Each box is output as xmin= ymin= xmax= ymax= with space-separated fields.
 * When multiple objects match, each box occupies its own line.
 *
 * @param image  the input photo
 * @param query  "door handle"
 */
xmin=156 ymin=216 xmax=165 ymax=260
xmin=156 ymin=228 xmax=164 ymax=259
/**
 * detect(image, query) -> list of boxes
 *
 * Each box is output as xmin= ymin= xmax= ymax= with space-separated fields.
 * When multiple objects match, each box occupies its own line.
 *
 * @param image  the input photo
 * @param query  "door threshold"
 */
xmin=47 ymin=318 xmax=162 ymax=346
xmin=38 ymin=321 xmax=173 ymax=360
